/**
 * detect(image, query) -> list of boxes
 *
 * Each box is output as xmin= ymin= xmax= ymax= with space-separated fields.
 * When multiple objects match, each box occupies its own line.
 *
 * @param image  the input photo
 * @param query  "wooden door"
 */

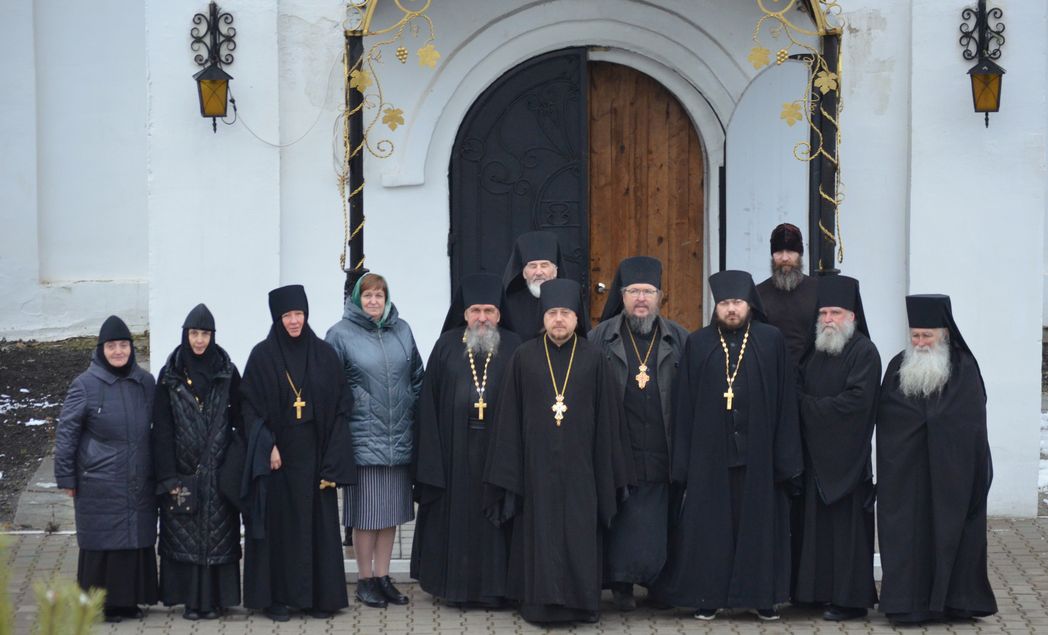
xmin=588 ymin=62 xmax=704 ymax=330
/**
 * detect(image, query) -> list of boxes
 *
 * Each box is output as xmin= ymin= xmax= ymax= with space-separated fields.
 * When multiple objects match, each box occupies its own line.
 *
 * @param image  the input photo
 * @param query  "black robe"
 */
xmin=502 ymin=289 xmax=543 ymax=341
xmin=240 ymin=324 xmax=356 ymax=612
xmin=484 ymin=334 xmax=634 ymax=622
xmin=756 ymin=275 xmax=818 ymax=368
xmin=795 ymin=333 xmax=880 ymax=608
xmin=876 ymin=349 xmax=997 ymax=621
xmin=653 ymin=321 xmax=802 ymax=610
xmin=411 ymin=327 xmax=522 ymax=604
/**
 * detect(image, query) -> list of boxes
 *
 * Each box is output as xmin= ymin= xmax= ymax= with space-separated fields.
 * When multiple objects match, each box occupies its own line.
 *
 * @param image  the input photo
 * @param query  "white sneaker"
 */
xmin=694 ymin=609 xmax=718 ymax=620
xmin=751 ymin=608 xmax=780 ymax=621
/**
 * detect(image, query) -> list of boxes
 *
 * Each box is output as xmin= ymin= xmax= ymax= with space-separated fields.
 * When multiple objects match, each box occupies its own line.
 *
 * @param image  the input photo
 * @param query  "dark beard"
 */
xmin=713 ymin=314 xmax=751 ymax=332
xmin=771 ymin=259 xmax=805 ymax=292
xmin=625 ymin=313 xmax=657 ymax=335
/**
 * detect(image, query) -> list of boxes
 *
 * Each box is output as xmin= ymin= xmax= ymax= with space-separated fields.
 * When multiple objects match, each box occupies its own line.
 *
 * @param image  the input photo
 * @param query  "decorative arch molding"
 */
xmin=378 ymin=0 xmax=756 ymax=189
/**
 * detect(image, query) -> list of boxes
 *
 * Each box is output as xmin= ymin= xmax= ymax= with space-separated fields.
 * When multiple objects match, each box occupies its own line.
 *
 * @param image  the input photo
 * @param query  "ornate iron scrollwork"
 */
xmin=960 ymin=0 xmax=1005 ymax=62
xmin=191 ymin=2 xmax=236 ymax=68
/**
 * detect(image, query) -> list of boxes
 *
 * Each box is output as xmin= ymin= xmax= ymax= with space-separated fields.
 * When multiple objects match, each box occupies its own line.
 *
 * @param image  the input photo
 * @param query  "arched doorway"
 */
xmin=449 ymin=48 xmax=705 ymax=330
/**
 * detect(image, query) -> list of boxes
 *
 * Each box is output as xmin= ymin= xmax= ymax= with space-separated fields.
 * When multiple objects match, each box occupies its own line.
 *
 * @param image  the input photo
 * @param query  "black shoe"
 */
xmin=356 ymin=578 xmax=388 ymax=608
xmin=694 ymin=608 xmax=717 ymax=620
xmin=119 ymin=606 xmax=144 ymax=619
xmin=377 ymin=575 xmax=409 ymax=605
xmin=200 ymin=610 xmax=219 ymax=620
xmin=103 ymin=608 xmax=122 ymax=623
xmin=183 ymin=609 xmax=201 ymax=621
xmin=751 ymin=608 xmax=780 ymax=621
xmin=580 ymin=611 xmax=600 ymax=623
xmin=611 ymin=584 xmax=636 ymax=612
xmin=308 ymin=609 xmax=334 ymax=619
xmin=823 ymin=605 xmax=868 ymax=621
xmin=265 ymin=604 xmax=290 ymax=622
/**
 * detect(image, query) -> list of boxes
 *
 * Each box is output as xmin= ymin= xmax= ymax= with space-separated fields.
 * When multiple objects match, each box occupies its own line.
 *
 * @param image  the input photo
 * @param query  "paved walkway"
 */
xmin=2 ymin=516 xmax=1046 ymax=633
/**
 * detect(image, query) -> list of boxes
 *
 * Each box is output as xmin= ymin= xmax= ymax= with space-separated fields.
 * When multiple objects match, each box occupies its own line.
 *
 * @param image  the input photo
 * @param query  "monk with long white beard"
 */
xmin=795 ymin=276 xmax=879 ymax=621
xmin=875 ymin=294 xmax=997 ymax=626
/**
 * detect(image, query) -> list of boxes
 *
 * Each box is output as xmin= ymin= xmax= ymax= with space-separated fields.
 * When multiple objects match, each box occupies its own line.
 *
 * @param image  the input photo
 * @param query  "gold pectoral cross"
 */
xmin=636 ymin=364 xmax=650 ymax=389
xmin=474 ymin=397 xmax=487 ymax=421
xmin=723 ymin=387 xmax=734 ymax=411
xmin=293 ymin=397 xmax=306 ymax=420
xmin=551 ymin=395 xmax=567 ymax=426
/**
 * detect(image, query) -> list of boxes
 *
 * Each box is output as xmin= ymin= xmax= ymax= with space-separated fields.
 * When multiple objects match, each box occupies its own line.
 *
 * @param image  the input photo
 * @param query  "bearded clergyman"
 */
xmin=588 ymin=256 xmax=689 ymax=611
xmin=501 ymin=231 xmax=564 ymax=340
xmin=652 ymin=270 xmax=802 ymax=622
xmin=411 ymin=273 xmax=522 ymax=607
xmin=875 ymin=294 xmax=997 ymax=626
xmin=756 ymin=223 xmax=818 ymax=367
xmin=484 ymin=278 xmax=633 ymax=624
xmin=794 ymin=275 xmax=879 ymax=621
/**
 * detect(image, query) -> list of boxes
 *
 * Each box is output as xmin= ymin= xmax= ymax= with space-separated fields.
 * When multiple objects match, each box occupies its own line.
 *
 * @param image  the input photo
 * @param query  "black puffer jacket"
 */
xmin=55 ymin=352 xmax=157 ymax=551
xmin=152 ymin=345 xmax=242 ymax=566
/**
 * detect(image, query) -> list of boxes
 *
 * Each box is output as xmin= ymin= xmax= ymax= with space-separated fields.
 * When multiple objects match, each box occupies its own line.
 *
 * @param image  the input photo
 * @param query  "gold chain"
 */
xmin=284 ymin=370 xmax=304 ymax=402
xmin=718 ymin=323 xmax=751 ymax=395
xmin=544 ymin=334 xmax=577 ymax=426
xmin=625 ymin=323 xmax=659 ymax=370
xmin=466 ymin=348 xmax=492 ymax=400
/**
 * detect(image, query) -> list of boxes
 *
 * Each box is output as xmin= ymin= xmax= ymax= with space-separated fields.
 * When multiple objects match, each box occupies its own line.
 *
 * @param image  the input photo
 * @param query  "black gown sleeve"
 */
xmin=151 ymin=367 xmax=180 ymax=494
xmin=414 ymin=343 xmax=446 ymax=503
xmin=319 ymin=375 xmax=357 ymax=486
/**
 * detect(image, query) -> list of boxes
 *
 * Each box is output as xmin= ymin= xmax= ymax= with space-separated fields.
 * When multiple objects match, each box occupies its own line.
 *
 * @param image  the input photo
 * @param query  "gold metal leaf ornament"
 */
xmin=814 ymin=70 xmax=838 ymax=94
xmin=748 ymin=46 xmax=771 ymax=69
xmin=382 ymin=107 xmax=405 ymax=130
xmin=780 ymin=102 xmax=803 ymax=126
xmin=417 ymin=43 xmax=440 ymax=68
xmin=349 ymin=68 xmax=372 ymax=94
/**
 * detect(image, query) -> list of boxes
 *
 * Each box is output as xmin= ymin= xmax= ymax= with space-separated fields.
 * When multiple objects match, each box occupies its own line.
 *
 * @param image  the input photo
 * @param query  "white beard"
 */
xmin=814 ymin=318 xmax=855 ymax=356
xmin=898 ymin=340 xmax=951 ymax=399
xmin=464 ymin=324 xmax=500 ymax=357
xmin=527 ymin=280 xmax=543 ymax=298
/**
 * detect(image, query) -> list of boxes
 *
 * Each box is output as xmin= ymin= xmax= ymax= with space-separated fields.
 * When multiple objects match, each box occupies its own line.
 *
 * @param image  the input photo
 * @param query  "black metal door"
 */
xmin=449 ymin=48 xmax=589 ymax=296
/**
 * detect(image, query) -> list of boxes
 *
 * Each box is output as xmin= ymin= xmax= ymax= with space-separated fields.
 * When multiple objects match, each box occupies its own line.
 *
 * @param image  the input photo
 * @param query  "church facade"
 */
xmin=2 ymin=0 xmax=1045 ymax=516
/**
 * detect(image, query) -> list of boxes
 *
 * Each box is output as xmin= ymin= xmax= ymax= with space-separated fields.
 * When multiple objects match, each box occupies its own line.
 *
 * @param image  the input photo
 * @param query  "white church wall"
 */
xmin=145 ymin=0 xmax=284 ymax=368
xmin=725 ymin=61 xmax=811 ymax=278
xmin=907 ymin=0 xmax=1047 ymax=517
xmin=0 ymin=0 xmax=148 ymax=341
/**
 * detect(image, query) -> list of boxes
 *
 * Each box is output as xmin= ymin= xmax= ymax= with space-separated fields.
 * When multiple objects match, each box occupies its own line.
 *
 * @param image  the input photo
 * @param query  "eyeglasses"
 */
xmin=623 ymin=288 xmax=658 ymax=298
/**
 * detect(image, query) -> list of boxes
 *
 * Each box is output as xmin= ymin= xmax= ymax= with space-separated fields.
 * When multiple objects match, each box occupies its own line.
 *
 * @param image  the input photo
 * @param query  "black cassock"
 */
xmin=795 ymin=333 xmax=880 ymax=608
xmin=484 ymin=335 xmax=633 ymax=622
xmin=502 ymin=289 xmax=543 ymax=341
xmin=876 ymin=350 xmax=997 ymax=621
xmin=411 ymin=327 xmax=522 ymax=604
xmin=756 ymin=276 xmax=818 ymax=368
xmin=241 ymin=324 xmax=356 ymax=612
xmin=653 ymin=321 xmax=802 ymax=610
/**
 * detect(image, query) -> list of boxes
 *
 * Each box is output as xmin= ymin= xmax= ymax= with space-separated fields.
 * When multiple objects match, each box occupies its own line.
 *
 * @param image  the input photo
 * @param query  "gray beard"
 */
xmin=527 ymin=280 xmax=543 ymax=298
xmin=464 ymin=324 xmax=500 ymax=357
xmin=771 ymin=258 xmax=805 ymax=292
xmin=898 ymin=341 xmax=951 ymax=399
xmin=814 ymin=319 xmax=855 ymax=356
xmin=625 ymin=312 xmax=658 ymax=336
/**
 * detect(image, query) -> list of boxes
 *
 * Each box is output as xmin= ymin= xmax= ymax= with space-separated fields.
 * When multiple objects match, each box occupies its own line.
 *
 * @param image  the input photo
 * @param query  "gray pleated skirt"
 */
xmin=342 ymin=465 xmax=414 ymax=530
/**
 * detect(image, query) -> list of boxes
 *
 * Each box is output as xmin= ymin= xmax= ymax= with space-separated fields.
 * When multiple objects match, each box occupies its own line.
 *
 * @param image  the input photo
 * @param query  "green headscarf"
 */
xmin=351 ymin=273 xmax=392 ymax=327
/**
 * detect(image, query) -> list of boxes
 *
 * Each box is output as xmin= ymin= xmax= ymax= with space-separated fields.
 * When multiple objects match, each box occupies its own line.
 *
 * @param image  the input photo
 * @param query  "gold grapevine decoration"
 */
xmin=338 ymin=0 xmax=438 ymax=270
xmin=750 ymin=0 xmax=846 ymax=264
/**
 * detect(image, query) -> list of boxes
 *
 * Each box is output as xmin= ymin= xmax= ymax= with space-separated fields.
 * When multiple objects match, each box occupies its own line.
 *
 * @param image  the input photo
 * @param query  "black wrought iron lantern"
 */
xmin=191 ymin=2 xmax=236 ymax=132
xmin=194 ymin=64 xmax=233 ymax=120
xmin=960 ymin=0 xmax=1005 ymax=127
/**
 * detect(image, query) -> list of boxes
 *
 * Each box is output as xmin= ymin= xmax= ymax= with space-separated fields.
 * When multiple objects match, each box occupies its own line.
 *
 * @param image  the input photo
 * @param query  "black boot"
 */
xmin=611 ymin=583 xmax=636 ymax=612
xmin=823 ymin=605 xmax=868 ymax=621
xmin=377 ymin=575 xmax=409 ymax=605
xmin=356 ymin=578 xmax=388 ymax=608
xmin=265 ymin=604 xmax=290 ymax=622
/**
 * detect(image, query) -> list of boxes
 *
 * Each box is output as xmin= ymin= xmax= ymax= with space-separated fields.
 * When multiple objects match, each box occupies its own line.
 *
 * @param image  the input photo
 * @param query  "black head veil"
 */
xmin=709 ymin=270 xmax=767 ymax=323
xmin=816 ymin=275 xmax=870 ymax=338
xmin=441 ymin=272 xmax=506 ymax=333
xmin=502 ymin=231 xmax=564 ymax=294
xmin=598 ymin=256 xmax=662 ymax=323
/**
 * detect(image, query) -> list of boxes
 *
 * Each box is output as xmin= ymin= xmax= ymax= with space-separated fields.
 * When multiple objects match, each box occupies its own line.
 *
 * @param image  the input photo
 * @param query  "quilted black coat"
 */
xmin=152 ymin=345 xmax=242 ymax=566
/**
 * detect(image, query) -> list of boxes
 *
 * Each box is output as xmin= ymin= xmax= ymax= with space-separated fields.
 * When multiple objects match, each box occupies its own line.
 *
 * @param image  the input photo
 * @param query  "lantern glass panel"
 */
xmin=970 ymin=73 xmax=1002 ymax=113
xmin=199 ymin=79 xmax=229 ymax=117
